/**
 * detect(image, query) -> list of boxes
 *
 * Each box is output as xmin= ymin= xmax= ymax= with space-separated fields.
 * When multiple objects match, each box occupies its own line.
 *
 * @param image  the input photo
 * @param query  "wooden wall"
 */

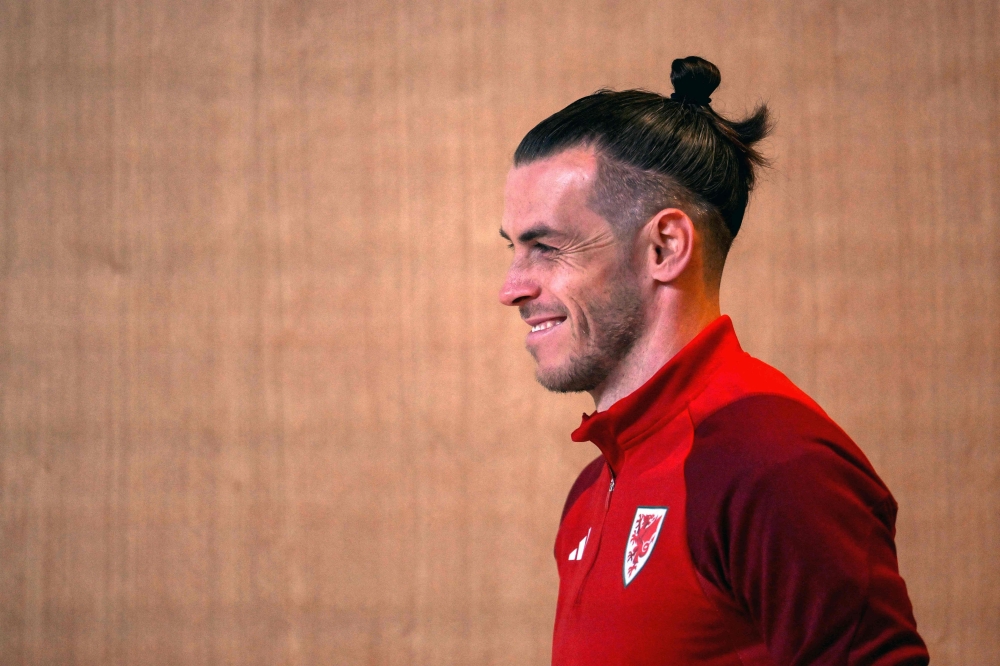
xmin=1 ymin=0 xmax=997 ymax=663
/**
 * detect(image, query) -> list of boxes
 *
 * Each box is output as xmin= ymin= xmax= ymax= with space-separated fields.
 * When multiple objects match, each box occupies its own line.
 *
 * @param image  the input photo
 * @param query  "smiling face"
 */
xmin=499 ymin=147 xmax=646 ymax=393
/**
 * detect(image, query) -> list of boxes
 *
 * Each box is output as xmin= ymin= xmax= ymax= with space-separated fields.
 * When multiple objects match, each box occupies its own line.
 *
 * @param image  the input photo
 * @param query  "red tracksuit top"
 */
xmin=552 ymin=316 xmax=928 ymax=665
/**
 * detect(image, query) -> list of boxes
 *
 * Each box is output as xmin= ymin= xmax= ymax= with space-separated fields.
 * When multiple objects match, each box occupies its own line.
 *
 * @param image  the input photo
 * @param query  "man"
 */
xmin=498 ymin=57 xmax=928 ymax=665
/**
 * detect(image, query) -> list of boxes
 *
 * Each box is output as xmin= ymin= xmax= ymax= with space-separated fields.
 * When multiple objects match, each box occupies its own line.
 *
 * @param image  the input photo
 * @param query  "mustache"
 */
xmin=519 ymin=303 xmax=569 ymax=321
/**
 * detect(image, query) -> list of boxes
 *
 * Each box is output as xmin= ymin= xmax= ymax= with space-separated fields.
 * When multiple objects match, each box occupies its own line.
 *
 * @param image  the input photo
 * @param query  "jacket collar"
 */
xmin=571 ymin=315 xmax=743 ymax=475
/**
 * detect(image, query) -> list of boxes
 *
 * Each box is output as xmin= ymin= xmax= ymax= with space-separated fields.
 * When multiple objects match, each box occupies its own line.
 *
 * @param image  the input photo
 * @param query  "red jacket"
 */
xmin=552 ymin=316 xmax=928 ymax=665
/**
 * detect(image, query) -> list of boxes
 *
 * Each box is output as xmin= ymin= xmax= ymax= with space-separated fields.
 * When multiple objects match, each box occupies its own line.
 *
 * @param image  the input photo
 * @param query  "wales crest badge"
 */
xmin=624 ymin=506 xmax=667 ymax=586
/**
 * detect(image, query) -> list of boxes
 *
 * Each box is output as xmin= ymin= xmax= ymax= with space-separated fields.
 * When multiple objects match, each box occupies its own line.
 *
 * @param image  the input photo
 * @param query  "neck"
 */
xmin=589 ymin=289 xmax=721 ymax=412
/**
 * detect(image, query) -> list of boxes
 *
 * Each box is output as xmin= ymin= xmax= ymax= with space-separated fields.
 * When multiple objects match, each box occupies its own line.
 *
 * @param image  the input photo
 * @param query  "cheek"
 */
xmin=554 ymin=286 xmax=606 ymax=341
xmin=546 ymin=272 xmax=583 ymax=313
xmin=550 ymin=261 xmax=620 ymax=322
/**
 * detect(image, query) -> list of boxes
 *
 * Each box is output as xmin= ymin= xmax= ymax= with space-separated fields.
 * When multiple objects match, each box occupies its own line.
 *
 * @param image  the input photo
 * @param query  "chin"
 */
xmin=534 ymin=354 xmax=608 ymax=394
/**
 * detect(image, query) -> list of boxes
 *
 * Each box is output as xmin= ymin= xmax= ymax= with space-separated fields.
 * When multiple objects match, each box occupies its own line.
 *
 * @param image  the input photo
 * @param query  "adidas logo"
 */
xmin=568 ymin=528 xmax=592 ymax=561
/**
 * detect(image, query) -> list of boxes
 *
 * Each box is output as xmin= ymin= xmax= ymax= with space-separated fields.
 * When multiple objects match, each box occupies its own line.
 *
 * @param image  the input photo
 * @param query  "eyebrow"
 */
xmin=499 ymin=224 xmax=560 ymax=244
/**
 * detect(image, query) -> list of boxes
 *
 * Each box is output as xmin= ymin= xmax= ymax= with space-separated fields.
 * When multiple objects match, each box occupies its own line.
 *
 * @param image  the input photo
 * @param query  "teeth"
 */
xmin=531 ymin=319 xmax=562 ymax=333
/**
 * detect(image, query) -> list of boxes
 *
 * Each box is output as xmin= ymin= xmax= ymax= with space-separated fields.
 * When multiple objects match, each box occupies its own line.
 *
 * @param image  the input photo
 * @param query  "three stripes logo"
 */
xmin=568 ymin=528 xmax=591 ymax=561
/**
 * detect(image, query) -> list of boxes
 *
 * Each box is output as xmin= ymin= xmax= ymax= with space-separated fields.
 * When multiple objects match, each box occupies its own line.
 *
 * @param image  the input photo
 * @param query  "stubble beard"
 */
xmin=530 ymin=268 xmax=646 ymax=394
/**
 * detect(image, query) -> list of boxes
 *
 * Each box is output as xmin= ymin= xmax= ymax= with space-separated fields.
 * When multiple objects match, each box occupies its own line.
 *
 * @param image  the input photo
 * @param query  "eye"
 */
xmin=505 ymin=242 xmax=514 ymax=250
xmin=534 ymin=242 xmax=556 ymax=254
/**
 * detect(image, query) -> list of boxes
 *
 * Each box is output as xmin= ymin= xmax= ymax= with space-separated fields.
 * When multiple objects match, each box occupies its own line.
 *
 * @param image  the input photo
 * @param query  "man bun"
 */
xmin=670 ymin=56 xmax=720 ymax=106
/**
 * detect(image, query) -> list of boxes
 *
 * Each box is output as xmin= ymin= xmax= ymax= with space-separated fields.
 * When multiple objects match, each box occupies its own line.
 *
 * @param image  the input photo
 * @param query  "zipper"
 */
xmin=606 ymin=475 xmax=615 ymax=509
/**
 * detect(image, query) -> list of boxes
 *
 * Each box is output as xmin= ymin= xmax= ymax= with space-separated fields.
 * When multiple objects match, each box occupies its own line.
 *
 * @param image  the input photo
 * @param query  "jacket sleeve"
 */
xmin=685 ymin=395 xmax=929 ymax=666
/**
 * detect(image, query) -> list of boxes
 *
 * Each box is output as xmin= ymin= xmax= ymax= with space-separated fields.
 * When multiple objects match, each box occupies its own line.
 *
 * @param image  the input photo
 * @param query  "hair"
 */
xmin=513 ymin=56 xmax=772 ymax=281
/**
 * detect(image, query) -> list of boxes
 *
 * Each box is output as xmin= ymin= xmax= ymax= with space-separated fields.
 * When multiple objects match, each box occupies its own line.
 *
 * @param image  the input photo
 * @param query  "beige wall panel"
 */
xmin=1 ymin=0 xmax=996 ymax=664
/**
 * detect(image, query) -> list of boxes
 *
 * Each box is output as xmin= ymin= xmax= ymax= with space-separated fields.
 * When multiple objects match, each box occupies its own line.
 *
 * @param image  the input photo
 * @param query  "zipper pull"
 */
xmin=606 ymin=475 xmax=615 ymax=509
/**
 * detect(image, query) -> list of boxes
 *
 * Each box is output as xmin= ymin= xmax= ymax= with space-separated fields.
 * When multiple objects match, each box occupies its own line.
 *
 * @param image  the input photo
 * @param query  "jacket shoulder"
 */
xmin=688 ymin=352 xmax=827 ymax=428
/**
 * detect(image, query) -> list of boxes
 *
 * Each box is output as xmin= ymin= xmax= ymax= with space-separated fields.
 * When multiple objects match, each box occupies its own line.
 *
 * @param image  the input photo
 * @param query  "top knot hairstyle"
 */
xmin=670 ymin=55 xmax=720 ymax=106
xmin=513 ymin=56 xmax=771 ymax=279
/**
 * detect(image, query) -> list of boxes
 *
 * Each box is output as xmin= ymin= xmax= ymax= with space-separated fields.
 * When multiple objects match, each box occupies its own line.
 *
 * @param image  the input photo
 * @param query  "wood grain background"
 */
xmin=1 ymin=0 xmax=997 ymax=663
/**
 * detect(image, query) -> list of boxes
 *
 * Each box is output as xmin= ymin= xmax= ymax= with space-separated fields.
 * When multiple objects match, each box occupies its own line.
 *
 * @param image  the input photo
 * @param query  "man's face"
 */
xmin=499 ymin=148 xmax=645 ymax=393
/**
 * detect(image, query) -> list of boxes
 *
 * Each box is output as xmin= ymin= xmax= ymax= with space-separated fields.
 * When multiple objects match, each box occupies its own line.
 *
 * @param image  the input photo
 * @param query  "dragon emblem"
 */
xmin=624 ymin=507 xmax=667 ymax=585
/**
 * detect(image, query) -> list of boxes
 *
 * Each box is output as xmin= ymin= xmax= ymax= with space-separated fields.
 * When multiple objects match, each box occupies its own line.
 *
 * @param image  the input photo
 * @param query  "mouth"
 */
xmin=526 ymin=316 xmax=567 ymax=334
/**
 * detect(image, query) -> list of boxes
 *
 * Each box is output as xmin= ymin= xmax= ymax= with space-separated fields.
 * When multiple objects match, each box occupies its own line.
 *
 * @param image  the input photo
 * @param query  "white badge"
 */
xmin=624 ymin=507 xmax=667 ymax=586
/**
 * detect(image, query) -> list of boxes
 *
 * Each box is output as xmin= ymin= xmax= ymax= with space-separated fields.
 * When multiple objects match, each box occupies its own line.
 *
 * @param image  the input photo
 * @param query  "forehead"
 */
xmin=502 ymin=147 xmax=599 ymax=230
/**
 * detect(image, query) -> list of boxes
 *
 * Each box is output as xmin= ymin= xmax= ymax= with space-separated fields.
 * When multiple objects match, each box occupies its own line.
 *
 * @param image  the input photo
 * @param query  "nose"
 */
xmin=499 ymin=265 xmax=541 ymax=307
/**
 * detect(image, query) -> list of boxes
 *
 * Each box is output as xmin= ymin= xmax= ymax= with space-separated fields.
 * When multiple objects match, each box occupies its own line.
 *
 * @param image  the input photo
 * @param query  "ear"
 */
xmin=643 ymin=208 xmax=695 ymax=284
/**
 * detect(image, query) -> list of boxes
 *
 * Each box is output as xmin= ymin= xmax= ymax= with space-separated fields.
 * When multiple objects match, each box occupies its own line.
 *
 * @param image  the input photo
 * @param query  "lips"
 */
xmin=525 ymin=314 xmax=567 ymax=334
xmin=531 ymin=318 xmax=565 ymax=332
